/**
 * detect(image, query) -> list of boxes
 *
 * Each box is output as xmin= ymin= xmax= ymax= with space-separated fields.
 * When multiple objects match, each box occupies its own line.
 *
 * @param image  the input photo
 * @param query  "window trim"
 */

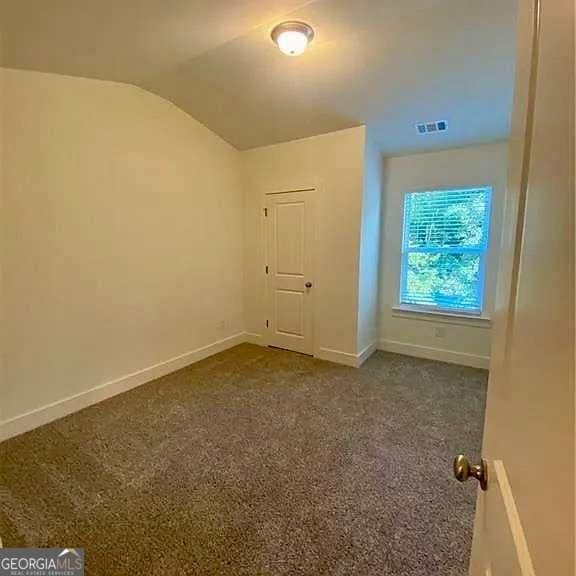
xmin=398 ymin=185 xmax=493 ymax=316
xmin=391 ymin=304 xmax=492 ymax=327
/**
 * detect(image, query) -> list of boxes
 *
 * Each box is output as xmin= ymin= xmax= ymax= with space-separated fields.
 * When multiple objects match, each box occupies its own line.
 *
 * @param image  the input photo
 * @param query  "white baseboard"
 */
xmin=316 ymin=346 xmax=357 ymax=367
xmin=2 ymin=333 xmax=486 ymax=442
xmin=357 ymin=342 xmax=377 ymax=366
xmin=243 ymin=335 xmax=376 ymax=368
xmin=244 ymin=332 xmax=266 ymax=346
xmin=378 ymin=339 xmax=490 ymax=369
xmin=0 ymin=332 xmax=246 ymax=442
xmin=316 ymin=344 xmax=377 ymax=368
xmin=244 ymin=334 xmax=376 ymax=368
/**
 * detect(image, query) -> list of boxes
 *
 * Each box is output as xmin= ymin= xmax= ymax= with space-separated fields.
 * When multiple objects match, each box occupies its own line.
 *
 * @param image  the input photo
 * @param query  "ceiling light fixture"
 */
xmin=271 ymin=21 xmax=314 ymax=56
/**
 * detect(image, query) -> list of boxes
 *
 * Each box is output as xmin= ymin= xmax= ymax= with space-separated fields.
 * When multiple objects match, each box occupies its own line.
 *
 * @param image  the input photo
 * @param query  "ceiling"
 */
xmin=0 ymin=0 xmax=518 ymax=152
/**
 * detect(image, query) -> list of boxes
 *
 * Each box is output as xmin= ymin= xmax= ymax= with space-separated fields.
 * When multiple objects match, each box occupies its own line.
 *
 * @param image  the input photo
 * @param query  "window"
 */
xmin=399 ymin=187 xmax=492 ymax=315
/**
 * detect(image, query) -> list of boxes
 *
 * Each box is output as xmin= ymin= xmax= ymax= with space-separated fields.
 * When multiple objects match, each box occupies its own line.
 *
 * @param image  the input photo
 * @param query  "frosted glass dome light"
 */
xmin=271 ymin=21 xmax=314 ymax=56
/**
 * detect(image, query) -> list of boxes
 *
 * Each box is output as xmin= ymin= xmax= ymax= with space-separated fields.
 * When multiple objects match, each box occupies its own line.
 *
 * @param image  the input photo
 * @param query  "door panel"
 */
xmin=265 ymin=190 xmax=314 ymax=354
xmin=467 ymin=0 xmax=574 ymax=574
xmin=276 ymin=203 xmax=304 ymax=275
xmin=275 ymin=290 xmax=304 ymax=336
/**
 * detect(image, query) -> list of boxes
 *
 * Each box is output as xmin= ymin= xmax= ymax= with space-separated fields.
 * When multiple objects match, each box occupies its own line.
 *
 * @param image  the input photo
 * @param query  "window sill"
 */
xmin=391 ymin=305 xmax=492 ymax=328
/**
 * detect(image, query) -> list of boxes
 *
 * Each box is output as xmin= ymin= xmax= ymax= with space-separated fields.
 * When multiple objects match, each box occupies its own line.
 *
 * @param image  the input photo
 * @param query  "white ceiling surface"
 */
xmin=1 ymin=0 xmax=518 ymax=152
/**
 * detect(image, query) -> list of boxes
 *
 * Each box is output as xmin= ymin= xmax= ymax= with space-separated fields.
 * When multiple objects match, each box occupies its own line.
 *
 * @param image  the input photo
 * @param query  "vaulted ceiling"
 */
xmin=0 ymin=0 xmax=518 ymax=152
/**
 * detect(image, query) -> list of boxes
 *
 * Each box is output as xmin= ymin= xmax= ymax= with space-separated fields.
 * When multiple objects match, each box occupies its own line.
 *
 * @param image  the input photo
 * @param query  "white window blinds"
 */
xmin=400 ymin=187 xmax=492 ymax=313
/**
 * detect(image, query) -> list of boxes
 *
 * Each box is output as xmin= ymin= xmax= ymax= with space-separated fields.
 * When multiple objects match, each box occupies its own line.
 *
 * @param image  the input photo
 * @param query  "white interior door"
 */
xmin=265 ymin=190 xmax=315 ymax=355
xmin=459 ymin=0 xmax=575 ymax=575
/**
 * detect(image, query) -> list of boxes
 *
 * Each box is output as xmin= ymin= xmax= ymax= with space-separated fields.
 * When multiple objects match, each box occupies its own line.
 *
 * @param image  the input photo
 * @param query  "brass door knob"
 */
xmin=305 ymin=282 xmax=312 ymax=288
xmin=453 ymin=455 xmax=488 ymax=491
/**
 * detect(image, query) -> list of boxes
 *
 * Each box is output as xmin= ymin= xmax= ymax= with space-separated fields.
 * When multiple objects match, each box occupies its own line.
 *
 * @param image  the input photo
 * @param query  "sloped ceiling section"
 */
xmin=0 ymin=0 xmax=517 ymax=152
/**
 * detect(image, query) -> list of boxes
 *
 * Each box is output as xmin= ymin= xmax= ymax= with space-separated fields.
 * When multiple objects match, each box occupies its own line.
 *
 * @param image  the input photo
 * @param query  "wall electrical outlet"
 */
xmin=217 ymin=320 xmax=226 ymax=329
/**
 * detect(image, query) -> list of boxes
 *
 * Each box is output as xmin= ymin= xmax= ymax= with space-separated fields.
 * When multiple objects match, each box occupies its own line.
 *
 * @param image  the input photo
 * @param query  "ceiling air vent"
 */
xmin=416 ymin=120 xmax=447 ymax=134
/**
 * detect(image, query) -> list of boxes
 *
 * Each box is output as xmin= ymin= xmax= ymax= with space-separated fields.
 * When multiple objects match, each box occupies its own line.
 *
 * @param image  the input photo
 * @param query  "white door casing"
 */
xmin=477 ymin=461 xmax=536 ymax=576
xmin=265 ymin=190 xmax=315 ymax=355
xmin=466 ymin=0 xmax=574 ymax=574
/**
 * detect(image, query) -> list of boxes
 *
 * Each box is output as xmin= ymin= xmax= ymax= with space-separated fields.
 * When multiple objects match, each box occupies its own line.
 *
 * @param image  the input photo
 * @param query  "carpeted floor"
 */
xmin=0 ymin=344 xmax=487 ymax=575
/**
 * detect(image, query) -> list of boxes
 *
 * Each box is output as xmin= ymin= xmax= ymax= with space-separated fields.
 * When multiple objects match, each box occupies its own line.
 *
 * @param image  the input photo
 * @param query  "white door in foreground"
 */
xmin=455 ymin=0 xmax=574 ymax=575
xmin=265 ymin=190 xmax=315 ymax=355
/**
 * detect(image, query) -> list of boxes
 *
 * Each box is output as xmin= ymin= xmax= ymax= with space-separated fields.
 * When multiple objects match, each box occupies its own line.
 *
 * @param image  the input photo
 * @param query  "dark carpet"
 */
xmin=0 ymin=344 xmax=487 ymax=575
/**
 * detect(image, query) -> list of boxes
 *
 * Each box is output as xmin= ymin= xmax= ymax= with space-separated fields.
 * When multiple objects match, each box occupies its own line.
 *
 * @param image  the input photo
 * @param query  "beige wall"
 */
xmin=0 ymin=67 xmax=508 ymax=437
xmin=241 ymin=126 xmax=366 ymax=363
xmin=378 ymin=142 xmax=508 ymax=368
xmin=356 ymin=128 xmax=382 ymax=355
xmin=1 ymin=69 xmax=244 ymax=424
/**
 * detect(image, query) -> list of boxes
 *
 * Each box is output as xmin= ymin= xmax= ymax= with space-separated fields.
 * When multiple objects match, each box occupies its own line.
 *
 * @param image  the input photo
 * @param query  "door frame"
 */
xmin=262 ymin=186 xmax=320 ymax=357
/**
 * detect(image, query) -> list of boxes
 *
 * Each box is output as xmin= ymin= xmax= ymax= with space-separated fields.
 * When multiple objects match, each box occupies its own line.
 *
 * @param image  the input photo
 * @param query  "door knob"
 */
xmin=453 ymin=455 xmax=488 ymax=491
xmin=305 ymin=282 xmax=312 ymax=288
